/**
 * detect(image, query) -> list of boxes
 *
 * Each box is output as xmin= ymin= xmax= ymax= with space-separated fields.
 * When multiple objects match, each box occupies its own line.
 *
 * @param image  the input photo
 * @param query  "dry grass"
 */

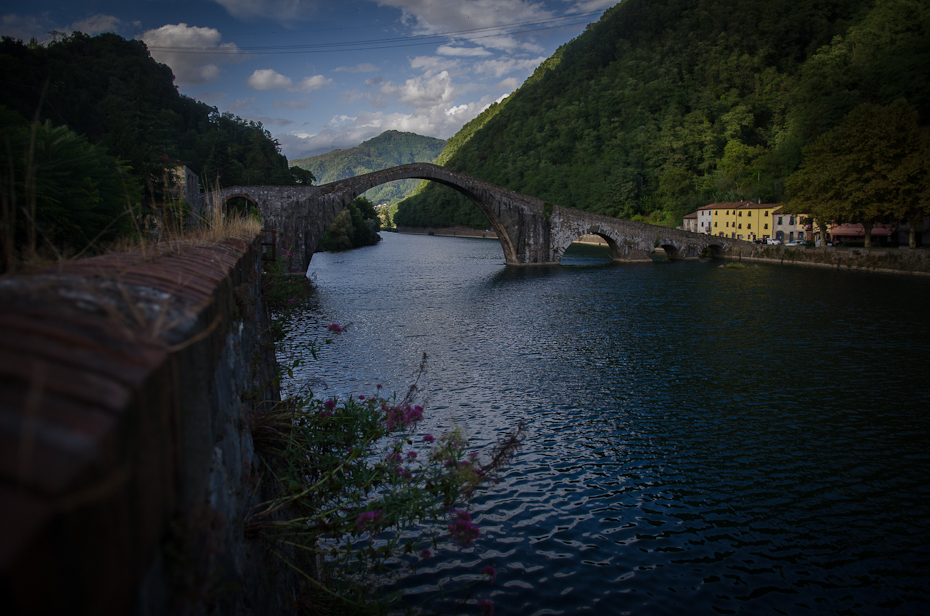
xmin=3 ymin=175 xmax=263 ymax=275
xmin=103 ymin=184 xmax=262 ymax=257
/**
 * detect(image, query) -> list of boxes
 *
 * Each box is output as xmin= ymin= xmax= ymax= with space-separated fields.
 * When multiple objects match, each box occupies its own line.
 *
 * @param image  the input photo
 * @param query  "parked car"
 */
xmin=763 ymin=238 xmax=781 ymax=245
xmin=786 ymin=240 xmax=808 ymax=247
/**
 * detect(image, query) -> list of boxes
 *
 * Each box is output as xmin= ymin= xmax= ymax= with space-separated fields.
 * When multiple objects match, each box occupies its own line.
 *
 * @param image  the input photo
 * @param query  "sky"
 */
xmin=1 ymin=0 xmax=618 ymax=160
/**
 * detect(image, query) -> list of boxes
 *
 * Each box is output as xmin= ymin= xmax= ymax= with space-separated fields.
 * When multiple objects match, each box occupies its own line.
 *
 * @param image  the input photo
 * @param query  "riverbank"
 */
xmin=393 ymin=225 xmax=498 ymax=239
xmin=393 ymin=227 xmax=930 ymax=275
xmin=393 ymin=227 xmax=610 ymax=246
xmin=725 ymin=243 xmax=930 ymax=276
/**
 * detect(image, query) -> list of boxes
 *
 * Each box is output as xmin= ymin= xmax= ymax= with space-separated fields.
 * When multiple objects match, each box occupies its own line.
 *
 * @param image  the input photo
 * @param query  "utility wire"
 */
xmin=146 ymin=11 xmax=606 ymax=55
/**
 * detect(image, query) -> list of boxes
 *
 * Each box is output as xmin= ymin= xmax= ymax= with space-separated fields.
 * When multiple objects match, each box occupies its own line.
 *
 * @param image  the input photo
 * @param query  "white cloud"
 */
xmin=276 ymin=80 xmax=499 ymax=157
xmin=335 ymin=63 xmax=378 ymax=73
xmin=380 ymin=70 xmax=457 ymax=108
xmin=495 ymin=77 xmax=521 ymax=91
xmin=248 ymin=68 xmax=293 ymax=90
xmin=295 ymin=75 xmax=332 ymax=92
xmin=373 ymin=0 xmax=553 ymax=52
xmin=473 ymin=56 xmax=545 ymax=78
xmin=0 ymin=13 xmax=114 ymax=43
xmin=569 ymin=0 xmax=620 ymax=13
xmin=437 ymin=45 xmax=492 ymax=57
xmin=211 ymin=0 xmax=321 ymax=22
xmin=254 ymin=116 xmax=297 ymax=127
xmin=409 ymin=55 xmax=462 ymax=78
xmin=248 ymin=70 xmax=332 ymax=95
xmin=141 ymin=24 xmax=246 ymax=86
xmin=0 ymin=13 xmax=51 ymax=42
xmin=70 ymin=14 xmax=121 ymax=35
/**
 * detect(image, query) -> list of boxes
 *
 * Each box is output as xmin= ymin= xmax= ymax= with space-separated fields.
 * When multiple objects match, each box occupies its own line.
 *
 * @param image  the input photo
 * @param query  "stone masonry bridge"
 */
xmin=210 ymin=163 xmax=738 ymax=271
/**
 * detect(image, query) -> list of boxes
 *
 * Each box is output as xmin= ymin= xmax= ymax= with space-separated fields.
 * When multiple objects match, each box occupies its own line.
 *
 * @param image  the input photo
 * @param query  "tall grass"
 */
xmin=1 ymin=134 xmax=261 ymax=275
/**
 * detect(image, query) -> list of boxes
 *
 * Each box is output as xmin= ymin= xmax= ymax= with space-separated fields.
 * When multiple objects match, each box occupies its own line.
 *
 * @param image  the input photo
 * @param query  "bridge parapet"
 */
xmin=0 ymin=236 xmax=298 ymax=614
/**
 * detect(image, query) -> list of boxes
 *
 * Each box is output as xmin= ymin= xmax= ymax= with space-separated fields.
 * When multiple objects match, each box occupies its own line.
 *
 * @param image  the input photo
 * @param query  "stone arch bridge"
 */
xmin=209 ymin=163 xmax=738 ymax=272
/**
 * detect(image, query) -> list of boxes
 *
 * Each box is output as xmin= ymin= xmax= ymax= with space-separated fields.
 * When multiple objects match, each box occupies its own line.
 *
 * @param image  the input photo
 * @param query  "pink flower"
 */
xmin=327 ymin=323 xmax=343 ymax=334
xmin=480 ymin=565 xmax=496 ymax=584
xmin=477 ymin=599 xmax=495 ymax=616
xmin=383 ymin=403 xmax=424 ymax=431
xmin=448 ymin=510 xmax=480 ymax=548
xmin=422 ymin=434 xmax=435 ymax=443
xmin=358 ymin=395 xmax=366 ymax=400
xmin=407 ymin=451 xmax=417 ymax=460
xmin=420 ymin=549 xmax=431 ymax=559
xmin=356 ymin=509 xmax=382 ymax=533
xmin=323 ymin=399 xmax=336 ymax=410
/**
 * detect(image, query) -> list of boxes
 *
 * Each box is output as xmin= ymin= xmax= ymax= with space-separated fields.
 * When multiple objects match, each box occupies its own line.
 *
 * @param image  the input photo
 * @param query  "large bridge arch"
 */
xmin=312 ymin=169 xmax=520 ymax=265
xmin=207 ymin=163 xmax=741 ymax=272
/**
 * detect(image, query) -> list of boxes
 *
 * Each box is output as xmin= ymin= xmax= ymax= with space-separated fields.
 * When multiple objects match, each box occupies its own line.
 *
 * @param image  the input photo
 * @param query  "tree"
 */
xmin=1 ymin=107 xmax=142 ymax=269
xmin=785 ymin=99 xmax=928 ymax=248
xmin=289 ymin=166 xmax=315 ymax=186
xmin=318 ymin=197 xmax=381 ymax=251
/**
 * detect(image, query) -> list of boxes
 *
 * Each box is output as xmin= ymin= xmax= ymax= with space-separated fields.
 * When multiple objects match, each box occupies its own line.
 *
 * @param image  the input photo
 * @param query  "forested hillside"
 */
xmin=395 ymin=0 xmax=930 ymax=229
xmin=291 ymin=131 xmax=445 ymax=205
xmin=1 ymin=32 xmax=311 ymax=266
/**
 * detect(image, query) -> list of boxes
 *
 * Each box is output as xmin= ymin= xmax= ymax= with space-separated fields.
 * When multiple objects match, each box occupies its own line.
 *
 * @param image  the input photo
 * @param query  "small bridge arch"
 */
xmin=206 ymin=163 xmax=740 ymax=272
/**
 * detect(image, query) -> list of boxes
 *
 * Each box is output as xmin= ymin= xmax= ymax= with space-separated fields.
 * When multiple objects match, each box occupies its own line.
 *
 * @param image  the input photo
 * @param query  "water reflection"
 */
xmin=282 ymin=233 xmax=930 ymax=615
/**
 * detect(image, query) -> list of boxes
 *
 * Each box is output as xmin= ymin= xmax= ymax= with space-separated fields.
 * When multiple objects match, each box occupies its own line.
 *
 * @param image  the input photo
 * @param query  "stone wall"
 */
xmin=725 ymin=243 xmax=930 ymax=275
xmin=0 ymin=236 xmax=299 ymax=615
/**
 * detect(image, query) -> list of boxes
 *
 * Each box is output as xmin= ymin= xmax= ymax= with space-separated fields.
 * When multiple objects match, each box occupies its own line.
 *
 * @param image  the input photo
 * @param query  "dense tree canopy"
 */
xmin=318 ymin=197 xmax=382 ymax=251
xmin=1 ymin=106 xmax=141 ymax=268
xmin=395 ymin=0 xmax=930 ymax=230
xmin=785 ymin=99 xmax=930 ymax=247
xmin=0 ymin=31 xmax=312 ymax=263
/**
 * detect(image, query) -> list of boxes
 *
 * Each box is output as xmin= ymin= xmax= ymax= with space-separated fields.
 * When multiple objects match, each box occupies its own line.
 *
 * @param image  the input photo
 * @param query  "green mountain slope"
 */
xmin=291 ymin=130 xmax=446 ymax=205
xmin=395 ymin=0 xmax=930 ymax=228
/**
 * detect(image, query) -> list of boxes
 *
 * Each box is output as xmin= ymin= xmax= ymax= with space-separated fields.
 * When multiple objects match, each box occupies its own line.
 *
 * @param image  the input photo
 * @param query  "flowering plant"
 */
xmin=248 ymin=345 xmax=522 ymax=614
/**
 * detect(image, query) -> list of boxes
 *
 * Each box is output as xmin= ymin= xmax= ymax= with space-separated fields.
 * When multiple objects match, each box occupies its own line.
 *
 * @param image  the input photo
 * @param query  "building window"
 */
xmin=748 ymin=223 xmax=752 ymax=229
xmin=739 ymin=211 xmax=743 ymax=217
xmin=764 ymin=211 xmax=769 ymax=217
xmin=738 ymin=223 xmax=742 ymax=229
xmin=789 ymin=216 xmax=795 ymax=225
xmin=715 ymin=222 xmax=718 ymax=227
xmin=764 ymin=223 xmax=768 ymax=229
xmin=778 ymin=216 xmax=783 ymax=225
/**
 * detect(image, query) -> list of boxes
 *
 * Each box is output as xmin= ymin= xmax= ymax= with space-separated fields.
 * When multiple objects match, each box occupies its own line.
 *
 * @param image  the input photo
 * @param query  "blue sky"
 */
xmin=1 ymin=0 xmax=617 ymax=159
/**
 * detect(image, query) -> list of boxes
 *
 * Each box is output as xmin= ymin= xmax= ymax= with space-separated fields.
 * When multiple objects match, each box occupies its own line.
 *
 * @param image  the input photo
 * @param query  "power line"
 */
xmin=146 ymin=10 xmax=606 ymax=55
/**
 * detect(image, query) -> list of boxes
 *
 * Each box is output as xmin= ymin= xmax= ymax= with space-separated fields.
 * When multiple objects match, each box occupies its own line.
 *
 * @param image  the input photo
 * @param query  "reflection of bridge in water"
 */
xmin=209 ymin=163 xmax=738 ymax=271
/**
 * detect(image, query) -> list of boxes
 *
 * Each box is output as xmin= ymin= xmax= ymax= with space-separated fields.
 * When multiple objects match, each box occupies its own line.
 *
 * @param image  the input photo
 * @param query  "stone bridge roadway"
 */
xmin=210 ymin=163 xmax=739 ymax=272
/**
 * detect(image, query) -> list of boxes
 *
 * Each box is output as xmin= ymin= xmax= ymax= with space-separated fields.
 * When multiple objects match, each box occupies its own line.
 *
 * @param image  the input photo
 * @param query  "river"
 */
xmin=280 ymin=232 xmax=930 ymax=615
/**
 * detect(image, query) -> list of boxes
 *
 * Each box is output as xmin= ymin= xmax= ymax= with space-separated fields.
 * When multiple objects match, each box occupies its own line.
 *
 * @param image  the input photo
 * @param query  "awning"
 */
xmin=829 ymin=224 xmax=897 ymax=238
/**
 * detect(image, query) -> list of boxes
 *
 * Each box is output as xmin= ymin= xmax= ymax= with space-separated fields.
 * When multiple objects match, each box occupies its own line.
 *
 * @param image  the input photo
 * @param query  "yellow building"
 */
xmin=709 ymin=201 xmax=781 ymax=240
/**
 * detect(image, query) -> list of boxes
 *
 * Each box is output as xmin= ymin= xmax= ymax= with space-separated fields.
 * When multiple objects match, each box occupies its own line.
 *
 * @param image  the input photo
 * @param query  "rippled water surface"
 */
xmin=281 ymin=233 xmax=930 ymax=615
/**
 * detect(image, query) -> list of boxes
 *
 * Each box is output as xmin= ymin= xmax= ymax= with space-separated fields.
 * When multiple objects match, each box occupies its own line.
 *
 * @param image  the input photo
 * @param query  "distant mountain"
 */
xmin=293 ymin=146 xmax=339 ymax=159
xmin=291 ymin=130 xmax=446 ymax=205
